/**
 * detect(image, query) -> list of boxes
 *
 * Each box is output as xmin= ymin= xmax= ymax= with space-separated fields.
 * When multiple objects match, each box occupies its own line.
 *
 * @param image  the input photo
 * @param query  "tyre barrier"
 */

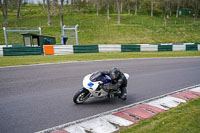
xmin=3 ymin=46 xmax=42 ymax=56
xmin=53 ymin=43 xmax=200 ymax=55
xmin=1 ymin=43 xmax=200 ymax=56
xmin=73 ymin=45 xmax=99 ymax=53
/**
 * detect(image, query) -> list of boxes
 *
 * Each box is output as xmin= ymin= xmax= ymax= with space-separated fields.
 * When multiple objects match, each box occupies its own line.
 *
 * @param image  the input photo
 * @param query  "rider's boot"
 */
xmin=119 ymin=87 xmax=127 ymax=100
xmin=107 ymin=93 xmax=114 ymax=98
xmin=107 ymin=90 xmax=114 ymax=99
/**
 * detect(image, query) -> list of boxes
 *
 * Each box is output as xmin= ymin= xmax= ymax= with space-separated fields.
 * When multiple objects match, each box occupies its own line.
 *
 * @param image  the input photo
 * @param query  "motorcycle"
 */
xmin=73 ymin=71 xmax=129 ymax=104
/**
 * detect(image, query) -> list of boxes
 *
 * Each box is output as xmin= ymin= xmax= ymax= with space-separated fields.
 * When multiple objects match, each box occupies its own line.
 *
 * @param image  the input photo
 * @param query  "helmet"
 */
xmin=110 ymin=68 xmax=120 ymax=80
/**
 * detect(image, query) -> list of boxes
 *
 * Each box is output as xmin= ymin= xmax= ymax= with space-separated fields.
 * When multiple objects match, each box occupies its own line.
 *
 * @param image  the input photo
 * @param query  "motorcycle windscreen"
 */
xmin=90 ymin=71 xmax=111 ymax=84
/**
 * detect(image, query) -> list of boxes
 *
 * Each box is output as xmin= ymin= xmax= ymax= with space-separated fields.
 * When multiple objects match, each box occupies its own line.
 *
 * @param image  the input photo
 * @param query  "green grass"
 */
xmin=0 ymin=51 xmax=200 ymax=67
xmin=121 ymin=97 xmax=200 ymax=133
xmin=1 ymin=5 xmax=200 ymax=45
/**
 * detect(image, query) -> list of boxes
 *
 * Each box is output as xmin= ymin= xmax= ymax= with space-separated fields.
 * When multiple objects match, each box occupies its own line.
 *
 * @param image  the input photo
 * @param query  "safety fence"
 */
xmin=0 ymin=43 xmax=200 ymax=56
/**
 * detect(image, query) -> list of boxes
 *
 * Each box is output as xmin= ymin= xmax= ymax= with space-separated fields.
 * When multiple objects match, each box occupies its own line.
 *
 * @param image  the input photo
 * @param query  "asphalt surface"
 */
xmin=0 ymin=57 xmax=200 ymax=133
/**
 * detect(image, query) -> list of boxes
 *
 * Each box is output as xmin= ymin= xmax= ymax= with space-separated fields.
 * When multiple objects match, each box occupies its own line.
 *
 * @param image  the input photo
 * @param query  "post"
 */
xmin=62 ymin=25 xmax=65 ymax=36
xmin=75 ymin=24 xmax=79 ymax=45
xmin=61 ymin=25 xmax=65 ymax=45
xmin=3 ymin=27 xmax=8 ymax=47
xmin=39 ymin=27 xmax=42 ymax=35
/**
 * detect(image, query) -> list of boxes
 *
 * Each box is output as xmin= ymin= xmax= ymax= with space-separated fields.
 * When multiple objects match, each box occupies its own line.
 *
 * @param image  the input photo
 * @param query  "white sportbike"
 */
xmin=73 ymin=71 xmax=129 ymax=104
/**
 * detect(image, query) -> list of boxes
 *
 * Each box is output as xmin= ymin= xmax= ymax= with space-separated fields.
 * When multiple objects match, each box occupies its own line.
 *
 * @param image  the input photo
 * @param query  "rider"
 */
xmin=101 ymin=68 xmax=127 ymax=100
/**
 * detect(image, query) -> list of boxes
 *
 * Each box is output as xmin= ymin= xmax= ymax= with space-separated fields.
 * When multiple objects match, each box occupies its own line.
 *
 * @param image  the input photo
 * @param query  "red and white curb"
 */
xmin=36 ymin=85 xmax=200 ymax=133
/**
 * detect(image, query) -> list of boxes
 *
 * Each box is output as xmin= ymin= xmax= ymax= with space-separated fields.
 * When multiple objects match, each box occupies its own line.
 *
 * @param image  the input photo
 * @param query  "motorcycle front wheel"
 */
xmin=73 ymin=88 xmax=90 ymax=104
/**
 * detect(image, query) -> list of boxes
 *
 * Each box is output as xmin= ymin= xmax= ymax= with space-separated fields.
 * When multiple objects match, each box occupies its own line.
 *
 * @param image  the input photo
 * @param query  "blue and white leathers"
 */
xmin=83 ymin=73 xmax=129 ymax=98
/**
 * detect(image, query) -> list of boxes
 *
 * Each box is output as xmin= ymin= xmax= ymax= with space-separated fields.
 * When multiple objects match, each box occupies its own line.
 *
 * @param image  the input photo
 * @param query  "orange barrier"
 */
xmin=44 ymin=45 xmax=54 ymax=55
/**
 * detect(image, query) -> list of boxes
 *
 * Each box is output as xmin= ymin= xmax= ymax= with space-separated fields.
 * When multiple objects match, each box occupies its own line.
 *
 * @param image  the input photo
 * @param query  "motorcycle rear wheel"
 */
xmin=73 ymin=88 xmax=90 ymax=104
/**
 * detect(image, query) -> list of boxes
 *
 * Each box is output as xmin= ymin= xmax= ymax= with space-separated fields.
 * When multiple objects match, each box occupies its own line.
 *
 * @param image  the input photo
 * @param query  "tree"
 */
xmin=107 ymin=0 xmax=110 ymax=19
xmin=47 ymin=0 xmax=51 ymax=26
xmin=53 ymin=0 xmax=58 ymax=16
xmin=60 ymin=0 xmax=64 ymax=27
xmin=134 ymin=0 xmax=138 ymax=16
xmin=17 ymin=0 xmax=22 ymax=22
xmin=192 ymin=0 xmax=200 ymax=19
xmin=121 ymin=0 xmax=123 ymax=13
xmin=43 ymin=0 xmax=46 ymax=9
xmin=127 ymin=0 xmax=130 ymax=14
xmin=0 ymin=0 xmax=8 ymax=24
xmin=96 ymin=0 xmax=99 ymax=16
xmin=160 ymin=0 xmax=171 ymax=25
xmin=77 ymin=0 xmax=81 ymax=10
xmin=176 ymin=0 xmax=181 ymax=18
xmin=117 ymin=0 xmax=121 ymax=24
xmin=71 ymin=0 xmax=75 ymax=5
xmin=151 ymin=0 xmax=154 ymax=17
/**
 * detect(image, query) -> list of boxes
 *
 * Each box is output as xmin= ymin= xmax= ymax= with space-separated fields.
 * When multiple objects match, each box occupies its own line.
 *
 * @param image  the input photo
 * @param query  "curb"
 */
xmin=36 ymin=84 xmax=200 ymax=133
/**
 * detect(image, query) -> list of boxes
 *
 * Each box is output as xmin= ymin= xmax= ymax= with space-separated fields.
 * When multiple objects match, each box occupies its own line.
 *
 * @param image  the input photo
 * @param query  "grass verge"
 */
xmin=121 ymin=97 xmax=200 ymax=133
xmin=0 ymin=51 xmax=200 ymax=67
xmin=1 ymin=5 xmax=200 ymax=44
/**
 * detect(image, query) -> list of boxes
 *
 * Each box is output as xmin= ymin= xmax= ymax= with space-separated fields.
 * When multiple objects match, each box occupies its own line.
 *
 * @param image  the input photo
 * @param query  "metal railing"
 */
xmin=62 ymin=24 xmax=79 ymax=45
xmin=3 ymin=27 xmax=42 ymax=47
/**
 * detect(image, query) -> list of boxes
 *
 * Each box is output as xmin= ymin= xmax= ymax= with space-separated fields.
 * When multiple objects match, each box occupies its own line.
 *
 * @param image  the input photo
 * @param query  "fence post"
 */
xmin=39 ymin=27 xmax=42 ymax=35
xmin=75 ymin=24 xmax=79 ymax=45
xmin=61 ymin=25 xmax=65 ymax=45
xmin=62 ymin=25 xmax=65 ymax=36
xmin=3 ymin=27 xmax=8 ymax=47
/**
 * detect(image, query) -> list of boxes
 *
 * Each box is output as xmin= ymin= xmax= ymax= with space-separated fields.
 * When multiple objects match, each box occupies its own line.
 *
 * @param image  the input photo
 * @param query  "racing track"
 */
xmin=0 ymin=57 xmax=200 ymax=133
